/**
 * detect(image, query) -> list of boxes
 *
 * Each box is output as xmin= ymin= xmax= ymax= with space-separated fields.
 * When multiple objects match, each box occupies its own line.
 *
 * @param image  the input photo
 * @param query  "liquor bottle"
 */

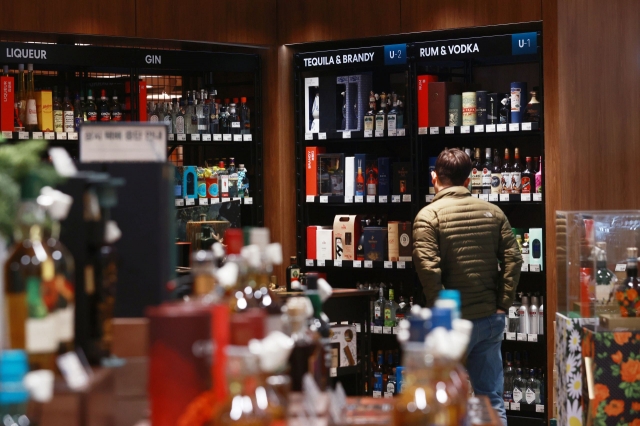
xmin=471 ymin=148 xmax=482 ymax=194
xmin=240 ymin=97 xmax=250 ymax=134
xmin=501 ymin=148 xmax=511 ymax=194
xmin=387 ymin=93 xmax=398 ymax=134
xmin=174 ymin=99 xmax=185 ymax=134
xmin=522 ymin=234 xmax=530 ymax=269
xmin=595 ymin=242 xmax=617 ymax=307
xmin=286 ymin=256 xmax=301 ymax=291
xmin=228 ymin=158 xmax=238 ymax=197
xmin=499 ymin=94 xmax=510 ymax=124
xmin=373 ymin=351 xmax=384 ymax=396
xmin=80 ymin=91 xmax=87 ymax=120
xmin=366 ymin=163 xmax=377 ymax=196
xmin=197 ymin=89 xmax=209 ymax=134
xmin=356 ymin=160 xmax=365 ymax=196
xmin=218 ymin=160 xmax=229 ymax=197
xmin=524 ymin=91 xmax=541 ymax=123
xmin=384 ymin=288 xmax=398 ymax=327
xmin=73 ymin=93 xmax=83 ymax=131
xmin=61 ymin=88 xmax=75 ymax=132
xmin=448 ymin=94 xmax=462 ymax=126
xmin=374 ymin=287 xmax=386 ymax=326
xmin=162 ymin=103 xmax=172 ymax=132
xmin=4 ymin=173 xmax=58 ymax=370
xmin=98 ymin=90 xmax=111 ymax=122
xmin=185 ymin=92 xmax=196 ymax=133
xmin=17 ymin=64 xmax=27 ymax=125
xmin=503 ymin=352 xmax=515 ymax=403
xmin=529 ymin=295 xmax=539 ymax=334
xmin=85 ymin=89 xmax=98 ymax=122
xmin=53 ymin=87 xmax=64 ymax=132
xmin=476 ymin=91 xmax=488 ymax=124
xmin=110 ymin=91 xmax=122 ymax=122
xmin=13 ymin=102 xmax=23 ymax=131
xmin=512 ymin=368 xmax=525 ymax=404
xmin=511 ymin=148 xmax=522 ymax=194
xmin=525 ymin=369 xmax=541 ymax=405
xmin=614 ymin=247 xmax=640 ymax=317
xmin=205 ymin=165 xmax=219 ymax=198
xmin=209 ymin=97 xmax=219 ymax=134
xmin=461 ymin=92 xmax=477 ymax=126
xmin=25 ymin=64 xmax=38 ymax=132
xmin=286 ymin=297 xmax=321 ymax=392
xmin=522 ymin=157 xmax=533 ymax=194
xmin=364 ymin=91 xmax=376 ymax=133
xmin=375 ymin=92 xmax=388 ymax=134
xmin=237 ymin=163 xmax=249 ymax=198
xmin=219 ymin=99 xmax=230 ymax=134
xmin=482 ymin=148 xmax=492 ymax=194
xmin=519 ymin=295 xmax=529 ymax=334
xmin=464 ymin=148 xmax=473 ymax=192
xmin=229 ymin=102 xmax=241 ymax=135
xmin=490 ymin=149 xmax=502 ymax=194
xmin=538 ymin=296 xmax=544 ymax=335
xmin=535 ymin=156 xmax=543 ymax=193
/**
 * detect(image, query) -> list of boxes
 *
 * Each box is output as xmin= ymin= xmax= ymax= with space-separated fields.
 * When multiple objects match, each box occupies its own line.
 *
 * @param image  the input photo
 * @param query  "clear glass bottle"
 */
xmin=25 ymin=64 xmax=39 ymax=132
xmin=219 ymin=99 xmax=230 ymax=134
xmin=384 ymin=288 xmax=398 ymax=327
xmin=364 ymin=92 xmax=376 ymax=133
xmin=374 ymin=287 xmax=386 ymax=326
xmin=62 ymin=88 xmax=75 ymax=132
xmin=501 ymin=148 xmax=511 ymax=194
xmin=52 ymin=86 xmax=64 ymax=132
xmin=512 ymin=368 xmax=525 ymax=404
xmin=511 ymin=147 xmax=523 ymax=194
xmin=503 ymin=352 xmax=515 ymax=404
xmin=524 ymin=368 xmax=541 ymax=405
xmin=17 ymin=64 xmax=27 ymax=126
xmin=229 ymin=102 xmax=241 ymax=135
xmin=174 ymin=99 xmax=186 ymax=134
xmin=163 ymin=102 xmax=172 ymax=132
xmin=185 ymin=92 xmax=196 ymax=133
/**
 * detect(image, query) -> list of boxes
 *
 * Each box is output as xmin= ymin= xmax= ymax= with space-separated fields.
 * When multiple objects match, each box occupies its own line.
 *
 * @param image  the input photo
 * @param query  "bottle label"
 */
xmin=482 ymin=168 xmax=492 ymax=186
xmin=175 ymin=184 xmax=183 ymax=197
xmin=56 ymin=304 xmax=75 ymax=342
xmin=26 ymin=99 xmax=38 ymax=125
xmin=149 ymin=115 xmax=159 ymax=122
xmin=596 ymin=284 xmax=613 ymax=304
xmin=220 ymin=175 xmax=229 ymax=195
xmin=111 ymin=112 xmax=123 ymax=122
xmin=74 ymin=117 xmax=83 ymax=132
xmin=175 ymin=116 xmax=185 ymax=133
xmin=289 ymin=268 xmax=300 ymax=283
xmin=511 ymin=88 xmax=522 ymax=111
xmin=364 ymin=116 xmax=374 ymax=131
xmin=513 ymin=387 xmax=523 ymax=403
xmin=374 ymin=306 xmax=381 ymax=319
xmin=54 ymin=110 xmax=64 ymax=131
xmin=367 ymin=183 xmax=376 ymax=196
xmin=501 ymin=172 xmax=511 ymax=194
xmin=375 ymin=114 xmax=385 ymax=131
xmin=521 ymin=176 xmax=531 ymax=193
xmin=208 ymin=182 xmax=218 ymax=197
xmin=525 ymin=388 xmax=536 ymax=404
xmin=197 ymin=182 xmax=207 ymax=198
xmin=535 ymin=174 xmax=542 ymax=193
xmin=355 ymin=182 xmax=364 ymax=196
xmin=386 ymin=382 xmax=395 ymax=393
xmin=63 ymin=111 xmax=75 ymax=132
xmin=100 ymin=111 xmax=111 ymax=122
xmin=511 ymin=172 xmax=522 ymax=193
xmin=448 ymin=108 xmax=460 ymax=126
xmin=384 ymin=307 xmax=391 ymax=320
xmin=87 ymin=111 xmax=98 ymax=122
xmin=374 ymin=372 xmax=383 ymax=391
xmin=491 ymin=173 xmax=501 ymax=193
xmin=387 ymin=114 xmax=397 ymax=131
xmin=503 ymin=390 xmax=513 ymax=402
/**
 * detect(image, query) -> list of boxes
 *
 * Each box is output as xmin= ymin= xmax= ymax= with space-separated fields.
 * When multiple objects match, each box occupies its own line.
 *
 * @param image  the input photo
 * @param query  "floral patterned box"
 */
xmin=582 ymin=326 xmax=640 ymax=426
xmin=555 ymin=313 xmax=599 ymax=426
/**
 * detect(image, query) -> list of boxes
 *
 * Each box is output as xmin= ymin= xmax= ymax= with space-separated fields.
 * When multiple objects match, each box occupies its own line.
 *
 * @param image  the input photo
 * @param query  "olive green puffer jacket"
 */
xmin=413 ymin=186 xmax=522 ymax=320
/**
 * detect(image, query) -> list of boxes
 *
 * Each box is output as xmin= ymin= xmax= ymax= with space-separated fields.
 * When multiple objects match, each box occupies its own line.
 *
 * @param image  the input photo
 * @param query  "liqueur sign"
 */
xmin=5 ymin=47 xmax=48 ymax=60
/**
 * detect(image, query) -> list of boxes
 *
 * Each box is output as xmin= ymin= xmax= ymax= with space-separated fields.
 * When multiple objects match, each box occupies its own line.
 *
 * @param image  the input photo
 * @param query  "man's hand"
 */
xmin=496 ymin=309 xmax=506 ymax=314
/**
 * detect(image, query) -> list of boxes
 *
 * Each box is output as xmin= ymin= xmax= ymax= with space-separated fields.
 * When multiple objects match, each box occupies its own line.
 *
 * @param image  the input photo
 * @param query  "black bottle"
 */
xmin=499 ymin=94 xmax=511 ymax=124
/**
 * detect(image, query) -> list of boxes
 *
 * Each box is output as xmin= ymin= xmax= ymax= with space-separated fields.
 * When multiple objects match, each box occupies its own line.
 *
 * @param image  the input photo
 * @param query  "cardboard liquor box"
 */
xmin=307 ymin=225 xmax=320 ymax=259
xmin=345 ymin=156 xmax=355 ymax=198
xmin=304 ymin=77 xmax=319 ymax=133
xmin=388 ymin=221 xmax=412 ymax=262
xmin=529 ymin=227 xmax=544 ymax=271
xmin=363 ymin=227 xmax=387 ymax=261
xmin=330 ymin=324 xmax=357 ymax=367
xmin=316 ymin=226 xmax=334 ymax=260
xmin=346 ymin=74 xmax=373 ymax=131
xmin=317 ymin=153 xmax=345 ymax=196
xmin=417 ymin=74 xmax=438 ymax=131
xmin=333 ymin=215 xmax=361 ymax=261
xmin=35 ymin=90 xmax=53 ymax=132
xmin=377 ymin=157 xmax=390 ymax=197
xmin=174 ymin=166 xmax=185 ymax=198
xmin=336 ymin=76 xmax=349 ymax=131
xmin=0 ymin=76 xmax=14 ymax=132
xmin=306 ymin=146 xmax=326 ymax=196
xmin=182 ymin=166 xmax=197 ymax=199
xmin=392 ymin=162 xmax=413 ymax=195
xmin=427 ymin=82 xmax=463 ymax=127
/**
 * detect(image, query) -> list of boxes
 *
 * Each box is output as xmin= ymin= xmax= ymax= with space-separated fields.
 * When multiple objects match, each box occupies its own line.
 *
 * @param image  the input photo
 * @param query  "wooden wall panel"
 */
xmin=400 ymin=0 xmax=541 ymax=33
xmin=0 ymin=0 xmax=136 ymax=37
xmin=277 ymin=0 xmax=402 ymax=45
xmin=136 ymin=0 xmax=276 ymax=45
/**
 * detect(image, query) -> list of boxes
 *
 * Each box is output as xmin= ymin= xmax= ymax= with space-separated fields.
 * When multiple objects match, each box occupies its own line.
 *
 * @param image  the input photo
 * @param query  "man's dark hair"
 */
xmin=435 ymin=148 xmax=473 ymax=186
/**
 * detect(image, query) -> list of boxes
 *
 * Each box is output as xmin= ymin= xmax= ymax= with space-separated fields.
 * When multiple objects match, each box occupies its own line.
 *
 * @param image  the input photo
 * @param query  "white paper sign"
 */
xmin=474 ymin=125 xmax=485 ymax=133
xmin=198 ymin=198 xmax=208 ymax=205
xmin=305 ymin=133 xmax=313 ymax=140
xmin=506 ymin=332 xmax=517 ymax=341
xmin=168 ymin=133 xmax=175 ymax=141
xmin=461 ymin=126 xmax=470 ymax=134
xmin=397 ymin=129 xmax=406 ymax=136
xmin=342 ymin=131 xmax=351 ymax=139
xmin=56 ymin=132 xmax=68 ymax=140
xmin=372 ymin=326 xmax=382 ymax=334
xmin=44 ymin=132 xmax=55 ymax=140
xmin=81 ymin=124 xmax=167 ymax=162
xmin=185 ymin=198 xmax=195 ymax=206
xmin=319 ymin=196 xmax=328 ymax=203
xmin=402 ymin=194 xmax=411 ymax=202
xmin=375 ymin=130 xmax=384 ymax=137
xmin=317 ymin=259 xmax=325 ymax=267
xmin=384 ymin=261 xmax=393 ymax=269
xmin=392 ymin=195 xmax=401 ymax=203
xmin=486 ymin=124 xmax=496 ymax=133
xmin=175 ymin=199 xmax=184 ymax=206
xmin=191 ymin=133 xmax=200 ymax=141
xmin=536 ymin=404 xmax=545 ymax=413
xmin=334 ymin=260 xmax=342 ymax=267
xmin=213 ymin=134 xmax=222 ymax=141
xmin=1 ymin=131 xmax=12 ymax=138
xmin=32 ymin=132 xmax=43 ymax=139
xmin=497 ymin=124 xmax=507 ymax=132
xmin=383 ymin=327 xmax=392 ymax=334
xmin=379 ymin=196 xmax=387 ymax=203
xmin=615 ymin=263 xmax=627 ymax=272
xmin=244 ymin=197 xmax=253 ymax=205
xmin=500 ymin=194 xmax=510 ymax=202
xmin=522 ymin=122 xmax=532 ymax=131
xmin=533 ymin=193 xmax=542 ymax=202
xmin=177 ymin=133 xmax=187 ymax=141
xmin=355 ymin=196 xmax=364 ymax=203
xmin=305 ymin=259 xmax=314 ymax=267
xmin=521 ymin=193 xmax=531 ymax=202
xmin=243 ymin=134 xmax=253 ymax=141
xmin=479 ymin=194 xmax=489 ymax=201
xmin=364 ymin=261 xmax=373 ymax=268
xmin=489 ymin=194 xmax=499 ymax=202
xmin=367 ymin=195 xmax=375 ymax=203
xmin=511 ymin=403 xmax=520 ymax=411
xmin=445 ymin=126 xmax=455 ymax=134
xmin=388 ymin=129 xmax=397 ymax=137
xmin=57 ymin=352 xmax=91 ymax=391
xmin=344 ymin=196 xmax=353 ymax=203
xmin=527 ymin=334 xmax=538 ymax=342
xmin=509 ymin=123 xmax=520 ymax=132
xmin=418 ymin=127 xmax=428 ymax=135
xmin=306 ymin=195 xmax=314 ymax=202
xmin=353 ymin=261 xmax=362 ymax=268
xmin=530 ymin=264 xmax=541 ymax=272
xmin=233 ymin=134 xmax=242 ymax=142
xmin=223 ymin=134 xmax=232 ymax=141
xmin=517 ymin=333 xmax=527 ymax=341
xmin=19 ymin=131 xmax=30 ymax=139
xmin=430 ymin=127 xmax=440 ymax=135
xmin=397 ymin=261 xmax=406 ymax=269
xmin=364 ymin=130 xmax=373 ymax=138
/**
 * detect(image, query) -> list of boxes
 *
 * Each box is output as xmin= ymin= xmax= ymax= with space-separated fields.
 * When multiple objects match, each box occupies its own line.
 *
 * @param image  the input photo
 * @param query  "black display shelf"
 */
xmin=306 ymin=194 xmax=413 ymax=204
xmin=303 ymin=259 xmax=413 ymax=270
xmin=167 ymin=133 xmax=253 ymax=144
xmin=425 ymin=193 xmax=543 ymax=204
xmin=303 ymin=131 xmax=409 ymax=143
xmin=174 ymin=197 xmax=252 ymax=207
xmin=418 ymin=122 xmax=539 ymax=136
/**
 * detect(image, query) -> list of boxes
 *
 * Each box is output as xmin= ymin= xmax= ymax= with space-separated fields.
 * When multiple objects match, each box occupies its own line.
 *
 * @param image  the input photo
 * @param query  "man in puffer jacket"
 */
xmin=413 ymin=148 xmax=522 ymax=426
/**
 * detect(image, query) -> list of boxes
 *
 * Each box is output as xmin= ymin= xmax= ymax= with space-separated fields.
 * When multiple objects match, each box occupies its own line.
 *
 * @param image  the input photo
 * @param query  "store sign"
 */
xmin=80 ymin=123 xmax=167 ymax=163
xmin=511 ymin=32 xmax=538 ymax=55
xmin=384 ymin=44 xmax=407 ymax=65
xmin=299 ymin=46 xmax=385 ymax=69
xmin=415 ymin=33 xmax=539 ymax=60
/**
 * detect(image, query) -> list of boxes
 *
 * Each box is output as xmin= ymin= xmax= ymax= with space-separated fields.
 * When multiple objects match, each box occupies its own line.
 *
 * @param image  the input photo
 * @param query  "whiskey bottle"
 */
xmin=501 ymin=149 xmax=512 ymax=194
xmin=522 ymin=157 xmax=533 ymax=194
xmin=53 ymin=86 xmax=64 ymax=132
xmin=85 ymin=89 xmax=98 ymax=122
xmin=110 ymin=91 xmax=122 ymax=122
xmin=524 ymin=91 xmax=541 ymax=123
xmin=25 ymin=64 xmax=38 ymax=132
xmin=364 ymin=91 xmax=376 ymax=133
xmin=374 ymin=287 xmax=386 ymax=326
xmin=375 ymin=92 xmax=388 ymax=135
xmin=196 ymin=89 xmax=209 ymax=134
xmin=482 ymin=148 xmax=492 ymax=194
xmin=491 ymin=149 xmax=502 ymax=194
xmin=356 ymin=160 xmax=365 ymax=196
xmin=229 ymin=102 xmax=241 ymax=135
xmin=471 ymin=147 xmax=483 ymax=194
xmin=511 ymin=148 xmax=522 ymax=194
xmin=384 ymin=288 xmax=398 ymax=327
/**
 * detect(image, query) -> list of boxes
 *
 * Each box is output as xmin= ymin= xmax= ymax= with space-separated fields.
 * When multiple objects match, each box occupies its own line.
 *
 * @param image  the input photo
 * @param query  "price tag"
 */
xmin=486 ymin=124 xmax=496 ymax=133
xmin=497 ymin=124 xmax=507 ymax=132
xmin=232 ymin=197 xmax=241 ymax=202
xmin=364 ymin=261 xmax=373 ymax=268
xmin=388 ymin=129 xmax=397 ymax=137
xmin=355 ymin=196 xmax=364 ymax=203
xmin=185 ymin=198 xmax=195 ymax=206
xmin=211 ymin=198 xmax=220 ymax=204
xmin=425 ymin=194 xmax=435 ymax=203
xmin=522 ymin=122 xmax=532 ymax=131
xmin=615 ymin=263 xmax=627 ymax=272
xmin=44 ymin=132 xmax=55 ymax=140
xmin=500 ymin=194 xmax=510 ymax=202
xmin=364 ymin=130 xmax=373 ymax=138
xmin=355 ymin=323 xmax=361 ymax=333
xmin=375 ymin=130 xmax=384 ymax=137
xmin=397 ymin=261 xmax=406 ymax=269
xmin=367 ymin=195 xmax=376 ymax=203
xmin=175 ymin=199 xmax=185 ymax=206
xmin=32 ymin=132 xmax=43 ymax=139
xmin=213 ymin=134 xmax=222 ymax=141
xmin=372 ymin=391 xmax=382 ymax=398
xmin=397 ymin=129 xmax=406 ymax=136
xmin=68 ymin=132 xmax=78 ymax=140
xmin=221 ymin=197 xmax=231 ymax=203
xmin=472 ymin=194 xmax=479 ymax=198
xmin=402 ymin=194 xmax=412 ymax=202
xmin=244 ymin=197 xmax=253 ymax=205
xmin=342 ymin=131 xmax=351 ymax=139
xmin=392 ymin=195 xmax=401 ymax=203
xmin=393 ymin=327 xmax=399 ymax=334
xmin=191 ymin=134 xmax=200 ymax=141
xmin=344 ymin=196 xmax=353 ymax=203
xmin=373 ymin=326 xmax=382 ymax=334
xmin=430 ymin=127 xmax=440 ymax=135
xmin=517 ymin=333 xmax=527 ymax=341
xmin=521 ymin=193 xmax=531 ymax=202
xmin=530 ymin=264 xmax=541 ymax=272
xmin=317 ymin=259 xmax=325 ymax=267
xmin=330 ymin=368 xmax=337 ymax=378
xmin=533 ymin=193 xmax=542 ymax=202
xmin=305 ymin=133 xmax=313 ymax=140
xmin=353 ymin=261 xmax=362 ymax=268
xmin=319 ymin=196 xmax=328 ymax=203
xmin=334 ymin=260 xmax=342 ymax=267
xmin=445 ymin=126 xmax=455 ymax=134
xmin=521 ymin=264 xmax=529 ymax=272
xmin=511 ymin=403 xmax=520 ymax=411
xmin=1 ymin=131 xmax=12 ymax=138
xmin=174 ymin=133 xmax=186 ymax=141
xmin=384 ymin=392 xmax=394 ymax=398
xmin=461 ymin=125 xmax=470 ymax=134
xmin=306 ymin=195 xmax=315 ymax=202
xmin=202 ymin=134 xmax=212 ymax=141
xmin=527 ymin=334 xmax=538 ymax=342
xmin=489 ymin=194 xmax=499 ymax=202
xmin=18 ymin=131 xmax=29 ymax=139
xmin=479 ymin=194 xmax=489 ymax=201
xmin=418 ymin=127 xmax=428 ymax=135
xmin=223 ymin=134 xmax=232 ymax=141
xmin=233 ymin=134 xmax=242 ymax=142
xmin=474 ymin=125 xmax=485 ymax=133
xmin=168 ymin=134 xmax=175 ymax=141
xmin=378 ymin=195 xmax=388 ymax=203
xmin=198 ymin=198 xmax=209 ymax=205
xmin=506 ymin=332 xmax=517 ymax=341
xmin=384 ymin=261 xmax=393 ymax=269
xmin=536 ymin=404 xmax=545 ymax=413
xmin=509 ymin=123 xmax=520 ymax=132
xmin=383 ymin=327 xmax=392 ymax=334
xmin=242 ymin=134 xmax=252 ymax=141
xmin=305 ymin=259 xmax=315 ymax=267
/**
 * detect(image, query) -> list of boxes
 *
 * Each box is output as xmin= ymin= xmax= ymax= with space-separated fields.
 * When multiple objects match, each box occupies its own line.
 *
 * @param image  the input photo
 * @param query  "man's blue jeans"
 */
xmin=466 ymin=313 xmax=507 ymax=426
